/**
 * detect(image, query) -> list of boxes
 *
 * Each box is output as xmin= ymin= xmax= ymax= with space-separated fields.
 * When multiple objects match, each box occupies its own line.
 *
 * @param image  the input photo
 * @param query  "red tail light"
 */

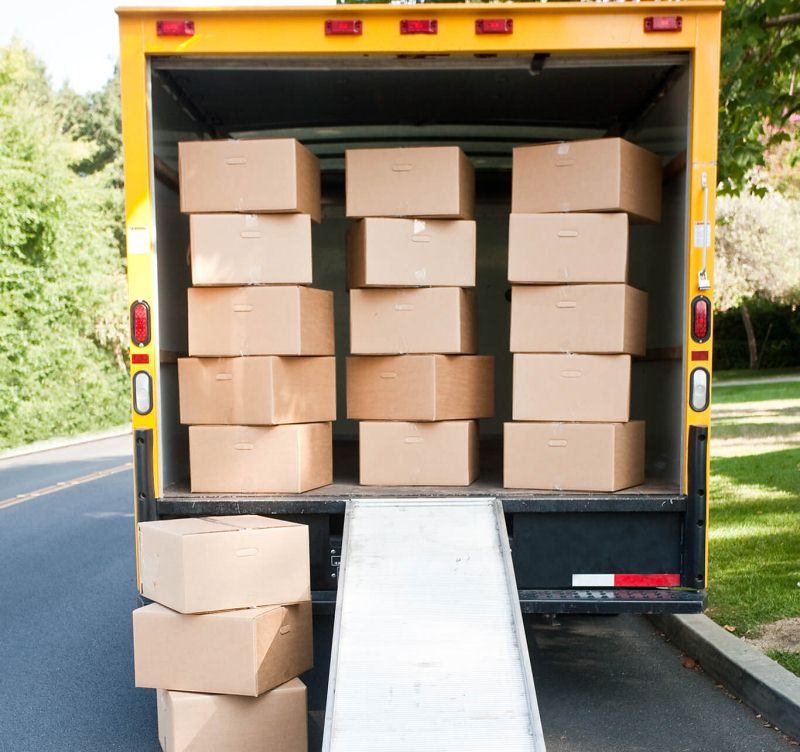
xmin=325 ymin=19 xmax=363 ymax=36
xmin=156 ymin=20 xmax=195 ymax=37
xmin=400 ymin=19 xmax=438 ymax=35
xmin=476 ymin=19 xmax=513 ymax=35
xmin=131 ymin=301 xmax=151 ymax=347
xmin=644 ymin=16 xmax=682 ymax=32
xmin=691 ymin=296 xmax=711 ymax=343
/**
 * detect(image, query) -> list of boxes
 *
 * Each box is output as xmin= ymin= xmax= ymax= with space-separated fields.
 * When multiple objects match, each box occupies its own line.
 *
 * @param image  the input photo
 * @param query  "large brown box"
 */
xmin=189 ymin=213 xmax=312 ymax=286
xmin=138 ymin=514 xmax=310 ymax=614
xmin=359 ymin=420 xmax=478 ymax=486
xmin=156 ymin=679 xmax=307 ymax=752
xmin=510 ymin=284 xmax=647 ymax=356
xmin=178 ymin=138 xmax=321 ymax=220
xmin=189 ymin=423 xmax=332 ymax=495
xmin=512 ymin=138 xmax=662 ymax=223
xmin=513 ymin=354 xmax=631 ymax=422
xmin=504 ymin=420 xmax=645 ymax=492
xmin=350 ymin=288 xmax=477 ymax=355
xmin=347 ymin=218 xmax=476 ymax=288
xmin=178 ymin=356 xmax=336 ymax=426
xmin=347 ymin=355 xmax=494 ymax=421
xmin=187 ymin=286 xmax=334 ymax=356
xmin=508 ymin=213 xmax=629 ymax=284
xmin=133 ymin=601 xmax=312 ymax=696
xmin=346 ymin=146 xmax=475 ymax=219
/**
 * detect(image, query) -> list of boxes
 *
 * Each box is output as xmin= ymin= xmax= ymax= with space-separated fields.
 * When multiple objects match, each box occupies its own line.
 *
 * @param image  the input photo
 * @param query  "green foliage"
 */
xmin=0 ymin=41 xmax=129 ymax=450
xmin=765 ymin=650 xmax=800 ymax=677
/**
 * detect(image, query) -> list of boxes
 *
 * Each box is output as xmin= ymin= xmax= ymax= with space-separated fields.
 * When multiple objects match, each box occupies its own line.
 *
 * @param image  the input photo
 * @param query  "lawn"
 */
xmin=708 ymin=377 xmax=800 ymax=676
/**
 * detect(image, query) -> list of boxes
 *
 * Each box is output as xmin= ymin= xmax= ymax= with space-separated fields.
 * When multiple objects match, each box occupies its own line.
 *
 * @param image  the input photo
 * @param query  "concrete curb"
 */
xmin=0 ymin=425 xmax=132 ymax=461
xmin=651 ymin=613 xmax=800 ymax=741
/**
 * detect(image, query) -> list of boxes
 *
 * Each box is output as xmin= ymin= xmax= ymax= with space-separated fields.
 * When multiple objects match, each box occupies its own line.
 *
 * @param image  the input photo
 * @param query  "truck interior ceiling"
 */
xmin=149 ymin=52 xmax=691 ymax=497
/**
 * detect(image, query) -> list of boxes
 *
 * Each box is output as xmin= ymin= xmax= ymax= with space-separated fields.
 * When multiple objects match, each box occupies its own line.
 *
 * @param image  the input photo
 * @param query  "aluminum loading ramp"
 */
xmin=322 ymin=498 xmax=546 ymax=752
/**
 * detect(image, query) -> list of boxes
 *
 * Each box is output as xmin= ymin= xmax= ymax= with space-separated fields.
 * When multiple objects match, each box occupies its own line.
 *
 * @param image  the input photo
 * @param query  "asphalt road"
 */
xmin=0 ymin=434 xmax=795 ymax=752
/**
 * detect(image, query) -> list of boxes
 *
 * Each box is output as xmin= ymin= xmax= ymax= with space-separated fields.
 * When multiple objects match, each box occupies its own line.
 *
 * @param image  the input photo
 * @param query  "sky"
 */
xmin=0 ymin=0 xmax=336 ymax=94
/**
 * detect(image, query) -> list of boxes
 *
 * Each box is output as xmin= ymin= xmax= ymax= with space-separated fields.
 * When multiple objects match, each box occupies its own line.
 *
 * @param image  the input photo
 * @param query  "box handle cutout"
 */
xmin=279 ymin=625 xmax=292 ymax=635
xmin=215 ymin=373 xmax=233 ymax=381
xmin=557 ymin=230 xmax=579 ymax=238
xmin=411 ymin=234 xmax=431 ymax=243
xmin=234 ymin=443 xmax=254 ymax=451
xmin=391 ymin=163 xmax=413 ymax=172
xmin=235 ymin=547 xmax=258 ymax=557
xmin=548 ymin=439 xmax=568 ymax=448
xmin=555 ymin=159 xmax=575 ymax=167
xmin=380 ymin=372 xmax=398 ymax=379
xmin=225 ymin=157 xmax=247 ymax=166
xmin=233 ymin=305 xmax=254 ymax=313
xmin=556 ymin=301 xmax=577 ymax=308
xmin=404 ymin=437 xmax=424 ymax=444
xmin=395 ymin=304 xmax=414 ymax=311
xmin=560 ymin=370 xmax=582 ymax=379
xmin=240 ymin=231 xmax=262 ymax=239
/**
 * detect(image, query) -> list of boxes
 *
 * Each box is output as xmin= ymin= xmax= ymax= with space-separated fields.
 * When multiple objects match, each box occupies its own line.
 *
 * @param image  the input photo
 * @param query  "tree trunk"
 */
xmin=741 ymin=303 xmax=758 ymax=369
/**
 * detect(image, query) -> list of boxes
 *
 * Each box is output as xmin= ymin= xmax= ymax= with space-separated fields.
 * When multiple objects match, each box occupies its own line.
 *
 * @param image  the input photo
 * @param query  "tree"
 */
xmin=714 ymin=192 xmax=800 ymax=367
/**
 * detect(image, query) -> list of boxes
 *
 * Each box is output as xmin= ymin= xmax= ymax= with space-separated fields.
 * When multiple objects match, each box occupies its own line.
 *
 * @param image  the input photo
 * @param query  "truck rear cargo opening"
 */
xmin=121 ymin=3 xmax=721 ymax=619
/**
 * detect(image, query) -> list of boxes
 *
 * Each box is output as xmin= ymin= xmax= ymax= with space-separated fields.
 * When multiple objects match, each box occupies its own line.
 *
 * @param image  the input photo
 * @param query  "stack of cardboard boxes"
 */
xmin=133 ymin=515 xmax=312 ymax=751
xmin=177 ymin=138 xmax=335 ymax=493
xmin=504 ymin=137 xmax=662 ymax=492
xmin=344 ymin=147 xmax=495 ymax=485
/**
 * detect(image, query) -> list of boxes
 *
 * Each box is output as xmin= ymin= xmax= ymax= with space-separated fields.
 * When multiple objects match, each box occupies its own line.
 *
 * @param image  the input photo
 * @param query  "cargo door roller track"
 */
xmin=322 ymin=497 xmax=546 ymax=752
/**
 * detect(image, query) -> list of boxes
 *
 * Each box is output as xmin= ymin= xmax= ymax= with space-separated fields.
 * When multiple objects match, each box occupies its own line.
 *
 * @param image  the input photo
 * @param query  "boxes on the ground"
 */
xmin=508 ymin=213 xmax=629 ymax=284
xmin=189 ymin=214 xmax=312 ymax=286
xmin=178 ymin=356 xmax=335 ymax=426
xmin=156 ymin=678 xmax=307 ymax=752
xmin=133 ymin=601 xmax=312 ymax=696
xmin=347 ymin=218 xmax=476 ymax=288
xmin=188 ymin=423 xmax=332 ymax=495
xmin=511 ymin=138 xmax=662 ymax=223
xmin=178 ymin=138 xmax=321 ymax=220
xmin=138 ymin=514 xmax=311 ymax=613
xmin=512 ymin=354 xmax=631 ymax=423
xmin=350 ymin=288 xmax=477 ymax=354
xmin=504 ymin=420 xmax=645 ymax=492
xmin=187 ymin=285 xmax=334 ymax=357
xmin=510 ymin=284 xmax=647 ymax=356
xmin=347 ymin=355 xmax=494 ymax=421
xmin=359 ymin=420 xmax=478 ymax=486
xmin=346 ymin=146 xmax=475 ymax=219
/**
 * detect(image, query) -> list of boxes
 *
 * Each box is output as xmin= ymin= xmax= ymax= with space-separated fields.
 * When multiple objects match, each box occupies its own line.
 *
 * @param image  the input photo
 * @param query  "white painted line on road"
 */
xmin=0 ymin=463 xmax=133 ymax=511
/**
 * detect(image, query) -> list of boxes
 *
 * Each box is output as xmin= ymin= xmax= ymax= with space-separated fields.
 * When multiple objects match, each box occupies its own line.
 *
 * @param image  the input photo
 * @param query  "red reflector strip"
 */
xmin=691 ymin=351 xmax=709 ymax=361
xmin=476 ymin=18 xmax=513 ymax=35
xmin=131 ymin=354 xmax=150 ymax=365
xmin=644 ymin=16 xmax=682 ymax=32
xmin=325 ymin=19 xmax=362 ymax=36
xmin=156 ymin=20 xmax=195 ymax=37
xmin=400 ymin=19 xmax=438 ymax=35
xmin=573 ymin=574 xmax=681 ymax=587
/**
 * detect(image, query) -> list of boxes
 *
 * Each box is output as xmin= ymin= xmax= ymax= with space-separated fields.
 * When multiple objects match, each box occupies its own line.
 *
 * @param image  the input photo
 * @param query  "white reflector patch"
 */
xmin=133 ymin=371 xmax=152 ymax=415
xmin=690 ymin=367 xmax=710 ymax=411
xmin=572 ymin=574 xmax=614 ymax=587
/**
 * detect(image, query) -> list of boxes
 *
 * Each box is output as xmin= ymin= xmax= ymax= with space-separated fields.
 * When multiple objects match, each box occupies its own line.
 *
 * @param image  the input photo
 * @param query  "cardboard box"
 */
xmin=189 ymin=423 xmax=332 ymax=495
xmin=134 ymin=601 xmax=312 ymax=696
xmin=350 ymin=288 xmax=477 ymax=355
xmin=187 ymin=286 xmax=334 ymax=356
xmin=178 ymin=138 xmax=321 ymax=220
xmin=513 ymin=354 xmax=631 ymax=422
xmin=178 ymin=356 xmax=335 ymax=426
xmin=510 ymin=284 xmax=647 ymax=356
xmin=347 ymin=355 xmax=494 ymax=421
xmin=138 ymin=514 xmax=311 ymax=613
xmin=157 ymin=679 xmax=307 ymax=752
xmin=508 ymin=213 xmax=629 ymax=284
xmin=347 ymin=218 xmax=476 ymax=288
xmin=511 ymin=138 xmax=662 ymax=223
xmin=346 ymin=146 xmax=474 ymax=219
xmin=359 ymin=421 xmax=478 ymax=486
xmin=189 ymin=213 xmax=312 ymax=286
xmin=504 ymin=420 xmax=645 ymax=492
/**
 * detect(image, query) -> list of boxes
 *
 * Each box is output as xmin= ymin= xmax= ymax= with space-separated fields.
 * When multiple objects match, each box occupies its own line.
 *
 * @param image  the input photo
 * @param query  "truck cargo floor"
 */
xmin=322 ymin=498 xmax=546 ymax=752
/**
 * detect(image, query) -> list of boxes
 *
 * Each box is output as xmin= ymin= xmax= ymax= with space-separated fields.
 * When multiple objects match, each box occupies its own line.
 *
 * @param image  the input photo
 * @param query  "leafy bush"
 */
xmin=0 ymin=42 xmax=128 ymax=449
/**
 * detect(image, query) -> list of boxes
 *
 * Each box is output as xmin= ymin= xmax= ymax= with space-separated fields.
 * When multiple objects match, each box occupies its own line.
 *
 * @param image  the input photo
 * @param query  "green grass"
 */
xmin=708 ymin=379 xmax=800 ymax=676
xmin=714 ymin=367 xmax=800 ymax=382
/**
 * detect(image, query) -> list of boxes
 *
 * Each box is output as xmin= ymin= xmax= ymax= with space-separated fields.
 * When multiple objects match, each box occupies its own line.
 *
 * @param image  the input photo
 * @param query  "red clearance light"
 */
xmin=691 ymin=295 xmax=711 ymax=343
xmin=131 ymin=300 xmax=151 ymax=348
xmin=644 ymin=16 xmax=682 ymax=33
xmin=400 ymin=19 xmax=438 ymax=35
xmin=131 ymin=354 xmax=150 ymax=365
xmin=476 ymin=18 xmax=513 ymax=35
xmin=325 ymin=19 xmax=363 ymax=36
xmin=156 ymin=20 xmax=195 ymax=37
